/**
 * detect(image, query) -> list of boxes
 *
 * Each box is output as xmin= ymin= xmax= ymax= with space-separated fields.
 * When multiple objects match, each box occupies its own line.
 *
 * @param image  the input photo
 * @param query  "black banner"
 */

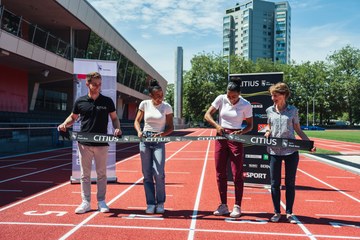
xmin=60 ymin=131 xmax=313 ymax=150
xmin=229 ymin=72 xmax=283 ymax=185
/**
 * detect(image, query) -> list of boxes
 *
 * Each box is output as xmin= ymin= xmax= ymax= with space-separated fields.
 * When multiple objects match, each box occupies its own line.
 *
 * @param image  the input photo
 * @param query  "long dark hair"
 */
xmin=148 ymin=79 xmax=162 ymax=94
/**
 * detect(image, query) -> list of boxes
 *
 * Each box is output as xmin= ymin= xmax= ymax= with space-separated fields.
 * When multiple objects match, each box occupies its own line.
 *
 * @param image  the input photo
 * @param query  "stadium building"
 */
xmin=0 ymin=0 xmax=168 ymax=156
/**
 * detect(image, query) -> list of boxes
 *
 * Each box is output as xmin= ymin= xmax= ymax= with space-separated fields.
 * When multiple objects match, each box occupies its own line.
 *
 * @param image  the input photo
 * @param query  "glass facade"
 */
xmin=0 ymin=5 xmax=153 ymax=113
xmin=223 ymin=0 xmax=291 ymax=64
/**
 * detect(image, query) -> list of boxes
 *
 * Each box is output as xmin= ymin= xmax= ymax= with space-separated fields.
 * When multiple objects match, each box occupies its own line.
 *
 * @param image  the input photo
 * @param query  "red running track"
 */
xmin=0 ymin=128 xmax=359 ymax=240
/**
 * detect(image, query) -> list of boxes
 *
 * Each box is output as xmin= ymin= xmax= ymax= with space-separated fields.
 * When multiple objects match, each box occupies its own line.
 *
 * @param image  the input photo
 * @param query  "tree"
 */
xmin=327 ymin=45 xmax=360 ymax=124
xmin=183 ymin=53 xmax=227 ymax=122
xmin=164 ymin=83 xmax=174 ymax=108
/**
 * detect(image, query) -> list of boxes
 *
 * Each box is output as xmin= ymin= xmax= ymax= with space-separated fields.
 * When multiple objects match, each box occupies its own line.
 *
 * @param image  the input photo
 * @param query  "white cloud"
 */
xmin=292 ymin=22 xmax=360 ymax=63
xmin=88 ymin=0 xmax=226 ymax=36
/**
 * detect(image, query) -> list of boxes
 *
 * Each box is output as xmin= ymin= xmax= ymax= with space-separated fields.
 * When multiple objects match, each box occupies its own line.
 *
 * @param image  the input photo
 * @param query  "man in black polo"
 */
xmin=58 ymin=72 xmax=121 ymax=214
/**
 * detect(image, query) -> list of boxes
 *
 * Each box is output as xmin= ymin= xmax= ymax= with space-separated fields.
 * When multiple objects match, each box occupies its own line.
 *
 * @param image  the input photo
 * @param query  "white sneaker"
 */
xmin=156 ymin=203 xmax=165 ymax=214
xmin=286 ymin=214 xmax=297 ymax=224
xmin=145 ymin=204 xmax=156 ymax=214
xmin=230 ymin=204 xmax=241 ymax=218
xmin=75 ymin=201 xmax=91 ymax=214
xmin=213 ymin=204 xmax=230 ymax=216
xmin=98 ymin=201 xmax=110 ymax=213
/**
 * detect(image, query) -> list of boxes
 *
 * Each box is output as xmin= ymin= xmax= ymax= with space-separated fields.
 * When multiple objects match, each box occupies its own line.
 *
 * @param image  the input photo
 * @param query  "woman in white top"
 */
xmin=134 ymin=79 xmax=174 ymax=214
xmin=204 ymin=81 xmax=253 ymax=218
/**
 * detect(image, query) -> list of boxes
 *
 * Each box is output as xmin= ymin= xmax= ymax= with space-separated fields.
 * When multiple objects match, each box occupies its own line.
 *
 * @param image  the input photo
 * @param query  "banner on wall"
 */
xmin=71 ymin=59 xmax=118 ymax=183
xmin=229 ymin=72 xmax=283 ymax=185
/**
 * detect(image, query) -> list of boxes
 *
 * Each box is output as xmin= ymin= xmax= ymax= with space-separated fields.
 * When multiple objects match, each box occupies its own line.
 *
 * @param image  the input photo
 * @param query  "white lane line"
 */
xmin=0 ymin=222 xmax=75 ymax=227
xmin=59 ymin=140 xmax=193 ymax=240
xmin=0 ymin=182 xmax=69 ymax=212
xmin=21 ymin=180 xmax=53 ymax=183
xmin=38 ymin=204 xmax=78 ymax=207
xmin=167 ymin=171 xmax=190 ymax=174
xmin=0 ymin=221 xmax=358 ymax=239
xmin=122 ymin=214 xmax=164 ymax=220
xmin=0 ymin=189 xmax=22 ymax=192
xmin=127 ymin=206 xmax=145 ymax=209
xmin=305 ymin=200 xmax=334 ymax=203
xmin=11 ymin=167 xmax=37 ymax=170
xmin=279 ymin=201 xmax=316 ymax=240
xmin=303 ymin=153 xmax=360 ymax=175
xmin=72 ymin=192 xmax=96 ymax=194
xmin=326 ymin=176 xmax=355 ymax=179
xmin=187 ymin=138 xmax=211 ymax=240
xmin=0 ymin=146 xmax=140 ymax=213
xmin=315 ymin=214 xmax=360 ymax=218
xmin=0 ymin=163 xmax=70 ymax=184
xmin=298 ymin=168 xmax=360 ymax=203
xmin=116 ymin=170 xmax=138 ymax=172
xmin=0 ymin=153 xmax=71 ymax=169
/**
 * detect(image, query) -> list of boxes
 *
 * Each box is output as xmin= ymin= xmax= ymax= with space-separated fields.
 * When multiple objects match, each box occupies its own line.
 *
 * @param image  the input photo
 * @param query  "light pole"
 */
xmin=306 ymin=100 xmax=309 ymax=127
xmin=225 ymin=28 xmax=235 ymax=82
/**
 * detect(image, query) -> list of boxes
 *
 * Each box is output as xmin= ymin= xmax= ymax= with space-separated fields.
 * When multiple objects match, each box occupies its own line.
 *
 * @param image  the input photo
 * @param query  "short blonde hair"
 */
xmin=269 ymin=82 xmax=291 ymax=99
xmin=86 ymin=72 xmax=102 ymax=83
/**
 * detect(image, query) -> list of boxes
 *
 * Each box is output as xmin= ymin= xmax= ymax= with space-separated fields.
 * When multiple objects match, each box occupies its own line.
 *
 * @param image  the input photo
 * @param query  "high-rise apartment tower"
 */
xmin=223 ymin=0 xmax=291 ymax=64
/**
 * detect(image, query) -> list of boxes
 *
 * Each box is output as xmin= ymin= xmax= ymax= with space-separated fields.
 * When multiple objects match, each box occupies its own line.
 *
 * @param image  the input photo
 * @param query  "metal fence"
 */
xmin=0 ymin=123 xmax=71 ymax=157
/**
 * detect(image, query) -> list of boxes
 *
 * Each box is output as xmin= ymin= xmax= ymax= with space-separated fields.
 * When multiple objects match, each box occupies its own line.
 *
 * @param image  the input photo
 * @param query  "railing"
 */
xmin=0 ymin=6 xmax=86 ymax=60
xmin=0 ymin=122 xmax=139 ymax=158
xmin=0 ymin=123 xmax=71 ymax=157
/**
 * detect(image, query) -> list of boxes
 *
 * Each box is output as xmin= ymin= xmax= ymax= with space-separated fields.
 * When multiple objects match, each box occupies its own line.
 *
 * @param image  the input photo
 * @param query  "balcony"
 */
xmin=0 ymin=6 xmax=86 ymax=60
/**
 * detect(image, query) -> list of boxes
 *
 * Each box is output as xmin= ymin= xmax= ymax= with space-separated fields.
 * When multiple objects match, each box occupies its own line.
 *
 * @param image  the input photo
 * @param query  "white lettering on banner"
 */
xmin=24 ymin=211 xmax=67 ymax=216
xmin=123 ymin=214 xmax=164 ymax=220
xmin=254 ymin=113 xmax=267 ymax=118
xmin=245 ymin=172 xmax=267 ymax=179
xmin=145 ymin=137 xmax=171 ymax=142
xmin=329 ymin=222 xmax=360 ymax=229
xmin=248 ymin=164 xmax=258 ymax=169
xmin=197 ymin=137 xmax=219 ymax=141
xmin=251 ymin=103 xmax=264 ymax=109
xmin=250 ymin=137 xmax=277 ymax=146
xmin=260 ymin=164 xmax=270 ymax=169
xmin=94 ymin=135 xmax=119 ymax=142
xmin=225 ymin=218 xmax=267 ymax=224
xmin=245 ymin=154 xmax=262 ymax=159
xmin=241 ymin=81 xmax=260 ymax=87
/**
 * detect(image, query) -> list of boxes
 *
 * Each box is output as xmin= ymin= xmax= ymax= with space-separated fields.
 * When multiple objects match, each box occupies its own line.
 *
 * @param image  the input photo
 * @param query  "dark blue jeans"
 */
xmin=269 ymin=151 xmax=299 ymax=214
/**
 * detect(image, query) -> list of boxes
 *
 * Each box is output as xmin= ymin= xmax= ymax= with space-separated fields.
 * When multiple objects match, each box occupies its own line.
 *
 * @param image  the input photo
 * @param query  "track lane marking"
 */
xmin=305 ymin=200 xmax=334 ymax=203
xmin=0 ymin=182 xmax=70 ymax=212
xmin=1 ymin=221 xmax=359 ymax=239
xmin=21 ymin=180 xmax=53 ymax=183
xmin=187 ymin=132 xmax=212 ymax=240
xmin=0 ymin=163 xmax=71 ymax=184
xmin=0 ymin=189 xmax=22 ymax=192
xmin=0 ymin=153 xmax=71 ymax=169
xmin=58 ymin=139 xmax=195 ymax=240
xmin=297 ymin=168 xmax=360 ymax=203
xmin=279 ymin=200 xmax=316 ymax=240
xmin=315 ymin=214 xmax=360 ymax=218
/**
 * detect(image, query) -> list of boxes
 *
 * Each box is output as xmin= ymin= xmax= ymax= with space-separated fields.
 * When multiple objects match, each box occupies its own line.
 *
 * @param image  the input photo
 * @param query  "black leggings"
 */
xmin=269 ymin=151 xmax=299 ymax=214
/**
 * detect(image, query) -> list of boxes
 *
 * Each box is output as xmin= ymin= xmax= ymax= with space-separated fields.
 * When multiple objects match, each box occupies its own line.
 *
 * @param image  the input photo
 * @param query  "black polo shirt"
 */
xmin=73 ymin=94 xmax=116 ymax=146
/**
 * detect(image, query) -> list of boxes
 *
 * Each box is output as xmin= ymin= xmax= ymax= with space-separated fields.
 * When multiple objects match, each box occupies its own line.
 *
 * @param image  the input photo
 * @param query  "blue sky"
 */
xmin=88 ymin=0 xmax=360 ymax=84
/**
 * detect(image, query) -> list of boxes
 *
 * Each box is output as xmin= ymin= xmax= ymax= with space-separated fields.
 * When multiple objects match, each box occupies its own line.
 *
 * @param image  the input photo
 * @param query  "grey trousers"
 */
xmin=78 ymin=143 xmax=109 ymax=202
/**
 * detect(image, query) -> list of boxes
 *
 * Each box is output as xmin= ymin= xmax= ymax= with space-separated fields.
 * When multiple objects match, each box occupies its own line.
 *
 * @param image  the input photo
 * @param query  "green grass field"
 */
xmin=303 ymin=129 xmax=360 ymax=143
xmin=300 ymin=129 xmax=360 ymax=155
